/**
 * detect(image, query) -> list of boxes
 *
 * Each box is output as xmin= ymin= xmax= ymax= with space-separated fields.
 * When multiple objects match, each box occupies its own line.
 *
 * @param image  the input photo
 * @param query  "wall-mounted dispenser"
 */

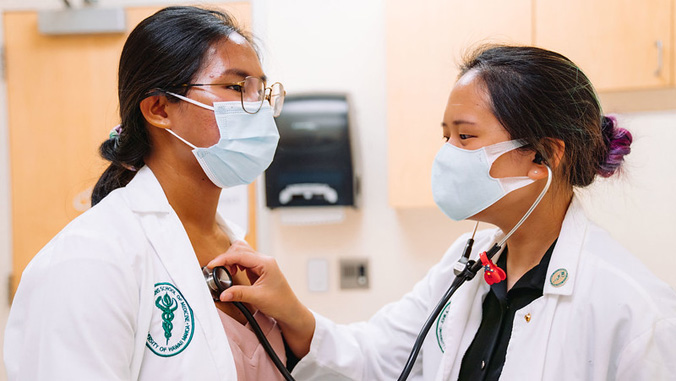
xmin=265 ymin=94 xmax=359 ymax=209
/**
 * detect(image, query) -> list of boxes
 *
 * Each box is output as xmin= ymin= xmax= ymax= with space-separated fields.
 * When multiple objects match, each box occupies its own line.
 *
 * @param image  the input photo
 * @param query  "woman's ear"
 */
xmin=139 ymin=94 xmax=171 ymax=130
xmin=527 ymin=138 xmax=565 ymax=180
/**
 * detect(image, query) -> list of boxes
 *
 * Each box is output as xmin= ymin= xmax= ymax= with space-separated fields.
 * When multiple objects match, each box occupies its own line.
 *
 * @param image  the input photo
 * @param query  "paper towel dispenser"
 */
xmin=265 ymin=94 xmax=359 ymax=208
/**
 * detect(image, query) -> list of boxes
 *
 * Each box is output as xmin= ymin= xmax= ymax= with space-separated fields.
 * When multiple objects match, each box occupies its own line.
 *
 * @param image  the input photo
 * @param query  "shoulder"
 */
xmin=574 ymin=222 xmax=676 ymax=329
xmin=25 ymin=187 xmax=149 ymax=279
xmin=581 ymin=222 xmax=674 ymax=301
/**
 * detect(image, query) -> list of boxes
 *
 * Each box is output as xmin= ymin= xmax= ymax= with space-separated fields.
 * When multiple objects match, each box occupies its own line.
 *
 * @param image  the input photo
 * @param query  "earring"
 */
xmin=533 ymin=170 xmax=539 ymax=174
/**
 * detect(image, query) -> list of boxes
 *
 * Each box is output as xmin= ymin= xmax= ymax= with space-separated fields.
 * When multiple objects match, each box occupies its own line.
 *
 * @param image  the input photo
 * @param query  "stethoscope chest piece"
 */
xmin=202 ymin=266 xmax=233 ymax=301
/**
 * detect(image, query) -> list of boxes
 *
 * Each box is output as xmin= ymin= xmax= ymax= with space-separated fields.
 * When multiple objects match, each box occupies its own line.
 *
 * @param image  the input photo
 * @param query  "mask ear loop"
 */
xmin=165 ymin=128 xmax=198 ymax=150
xmin=497 ymin=164 xmax=552 ymax=247
xmin=165 ymin=91 xmax=215 ymax=111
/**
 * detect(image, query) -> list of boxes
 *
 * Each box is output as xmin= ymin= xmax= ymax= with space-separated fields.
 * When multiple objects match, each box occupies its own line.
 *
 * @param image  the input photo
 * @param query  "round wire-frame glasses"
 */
xmin=178 ymin=76 xmax=286 ymax=117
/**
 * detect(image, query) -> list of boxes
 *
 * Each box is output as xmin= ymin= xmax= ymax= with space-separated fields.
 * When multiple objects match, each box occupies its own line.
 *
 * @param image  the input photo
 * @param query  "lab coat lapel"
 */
xmin=499 ymin=294 xmax=560 ymax=379
xmin=438 ymin=234 xmax=505 ymax=381
xmin=543 ymin=197 xmax=588 ymax=297
xmin=124 ymin=167 xmax=236 ymax=379
xmin=500 ymin=197 xmax=589 ymax=379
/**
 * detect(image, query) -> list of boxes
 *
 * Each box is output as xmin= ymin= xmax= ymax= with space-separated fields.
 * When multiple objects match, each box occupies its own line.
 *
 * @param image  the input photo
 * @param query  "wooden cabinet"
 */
xmin=534 ymin=0 xmax=673 ymax=91
xmin=387 ymin=0 xmax=676 ymax=208
xmin=386 ymin=0 xmax=532 ymax=208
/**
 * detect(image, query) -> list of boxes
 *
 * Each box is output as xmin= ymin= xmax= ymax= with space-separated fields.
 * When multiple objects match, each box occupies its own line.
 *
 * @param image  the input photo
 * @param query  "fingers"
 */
xmin=219 ymin=285 xmax=253 ymax=304
xmin=207 ymin=241 xmax=263 ymax=270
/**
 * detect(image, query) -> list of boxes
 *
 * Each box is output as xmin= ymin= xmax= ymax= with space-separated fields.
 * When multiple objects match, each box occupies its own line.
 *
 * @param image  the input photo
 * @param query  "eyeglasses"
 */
xmin=177 ymin=76 xmax=285 ymax=117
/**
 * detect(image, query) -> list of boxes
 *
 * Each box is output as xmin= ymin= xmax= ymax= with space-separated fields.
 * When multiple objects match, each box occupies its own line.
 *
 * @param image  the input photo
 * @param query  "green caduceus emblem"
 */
xmin=155 ymin=293 xmax=178 ymax=345
xmin=147 ymin=283 xmax=194 ymax=357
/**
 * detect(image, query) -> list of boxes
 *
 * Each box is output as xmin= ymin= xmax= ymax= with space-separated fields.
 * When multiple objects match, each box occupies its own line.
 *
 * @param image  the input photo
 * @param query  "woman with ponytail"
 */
xmin=5 ymin=6 xmax=295 ymax=380
xmin=207 ymin=45 xmax=676 ymax=380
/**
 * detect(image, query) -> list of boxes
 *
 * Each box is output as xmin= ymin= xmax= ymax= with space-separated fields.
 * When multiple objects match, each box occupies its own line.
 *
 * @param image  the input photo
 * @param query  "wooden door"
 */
xmin=535 ymin=0 xmax=673 ymax=91
xmin=386 ymin=0 xmax=532 ymax=208
xmin=5 ymin=3 xmax=253 ymax=297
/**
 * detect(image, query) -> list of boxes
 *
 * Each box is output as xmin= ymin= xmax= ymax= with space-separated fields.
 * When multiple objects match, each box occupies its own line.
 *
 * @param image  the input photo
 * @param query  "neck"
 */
xmin=490 ymin=188 xmax=573 ymax=289
xmin=146 ymin=157 xmax=222 ymax=233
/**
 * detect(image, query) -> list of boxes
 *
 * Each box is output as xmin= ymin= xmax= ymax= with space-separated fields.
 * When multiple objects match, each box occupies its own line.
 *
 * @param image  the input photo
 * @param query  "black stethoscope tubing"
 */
xmin=204 ymin=266 xmax=296 ymax=381
xmin=397 ymin=165 xmax=552 ymax=380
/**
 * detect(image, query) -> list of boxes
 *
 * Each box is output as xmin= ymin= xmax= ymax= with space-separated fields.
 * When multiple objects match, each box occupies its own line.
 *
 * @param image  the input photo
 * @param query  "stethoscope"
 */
xmin=202 ymin=266 xmax=296 ymax=381
xmin=397 ymin=164 xmax=553 ymax=380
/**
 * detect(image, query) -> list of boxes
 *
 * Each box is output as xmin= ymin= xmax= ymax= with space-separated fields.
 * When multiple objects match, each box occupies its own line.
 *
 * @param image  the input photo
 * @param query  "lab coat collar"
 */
xmin=124 ymin=165 xmax=173 ymax=214
xmin=543 ymin=196 xmax=588 ymax=296
xmin=475 ymin=196 xmax=588 ymax=297
xmin=122 ymin=165 xmax=241 ymax=379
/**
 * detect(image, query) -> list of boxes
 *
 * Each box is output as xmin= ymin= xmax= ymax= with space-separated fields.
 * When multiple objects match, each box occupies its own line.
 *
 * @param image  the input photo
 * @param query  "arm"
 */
xmin=208 ymin=239 xmax=465 ymax=380
xmin=4 ymin=234 xmax=139 ymax=380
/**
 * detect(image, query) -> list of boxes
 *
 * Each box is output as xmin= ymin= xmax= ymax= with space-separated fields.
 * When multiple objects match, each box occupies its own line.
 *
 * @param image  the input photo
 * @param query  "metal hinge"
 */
xmin=8 ymin=272 xmax=14 ymax=305
xmin=0 ymin=45 xmax=5 ymax=81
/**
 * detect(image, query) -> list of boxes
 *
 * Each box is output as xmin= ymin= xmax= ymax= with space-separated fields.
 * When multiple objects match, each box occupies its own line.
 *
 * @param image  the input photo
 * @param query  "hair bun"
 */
xmin=598 ymin=115 xmax=633 ymax=178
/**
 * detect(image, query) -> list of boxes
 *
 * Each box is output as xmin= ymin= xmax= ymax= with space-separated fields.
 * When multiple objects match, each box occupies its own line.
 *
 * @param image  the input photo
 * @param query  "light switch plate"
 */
xmin=307 ymin=258 xmax=329 ymax=292
xmin=339 ymin=258 xmax=369 ymax=289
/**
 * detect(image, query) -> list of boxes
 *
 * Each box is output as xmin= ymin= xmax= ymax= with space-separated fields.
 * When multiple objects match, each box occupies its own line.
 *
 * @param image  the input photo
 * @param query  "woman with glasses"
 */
xmin=208 ymin=45 xmax=676 ymax=380
xmin=5 ymin=6 xmax=289 ymax=380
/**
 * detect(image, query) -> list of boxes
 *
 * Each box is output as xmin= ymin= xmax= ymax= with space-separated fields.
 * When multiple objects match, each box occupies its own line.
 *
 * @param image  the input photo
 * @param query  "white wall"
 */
xmin=1 ymin=5 xmax=675 ymax=381
xmin=252 ymin=0 xmax=474 ymax=323
xmin=252 ymin=0 xmax=676 ymax=325
xmin=579 ymin=111 xmax=676 ymax=285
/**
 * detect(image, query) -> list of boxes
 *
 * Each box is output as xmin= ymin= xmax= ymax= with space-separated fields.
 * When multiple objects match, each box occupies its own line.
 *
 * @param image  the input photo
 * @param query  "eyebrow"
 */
xmin=222 ymin=68 xmax=267 ymax=83
xmin=441 ymin=120 xmax=477 ymax=127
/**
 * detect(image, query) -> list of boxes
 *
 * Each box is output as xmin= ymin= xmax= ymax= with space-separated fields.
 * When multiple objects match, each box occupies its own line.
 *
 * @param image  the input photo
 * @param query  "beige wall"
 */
xmin=1 ymin=4 xmax=675 ymax=380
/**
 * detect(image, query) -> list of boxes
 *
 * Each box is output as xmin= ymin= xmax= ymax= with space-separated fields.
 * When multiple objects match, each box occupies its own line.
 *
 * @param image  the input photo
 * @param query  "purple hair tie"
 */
xmin=598 ymin=115 xmax=633 ymax=178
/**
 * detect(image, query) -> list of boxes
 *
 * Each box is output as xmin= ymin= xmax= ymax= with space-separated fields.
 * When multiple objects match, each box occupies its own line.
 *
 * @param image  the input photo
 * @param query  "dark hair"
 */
xmin=91 ymin=6 xmax=254 ymax=206
xmin=459 ymin=45 xmax=632 ymax=188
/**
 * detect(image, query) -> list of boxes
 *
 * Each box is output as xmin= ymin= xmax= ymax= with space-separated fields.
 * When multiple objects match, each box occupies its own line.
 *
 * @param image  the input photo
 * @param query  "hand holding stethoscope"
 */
xmin=202 ymin=264 xmax=294 ymax=381
xmin=205 ymin=241 xmax=316 ymax=379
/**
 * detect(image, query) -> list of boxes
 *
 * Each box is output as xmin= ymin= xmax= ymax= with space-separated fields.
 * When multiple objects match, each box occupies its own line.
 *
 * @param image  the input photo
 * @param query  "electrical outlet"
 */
xmin=339 ymin=258 xmax=369 ymax=289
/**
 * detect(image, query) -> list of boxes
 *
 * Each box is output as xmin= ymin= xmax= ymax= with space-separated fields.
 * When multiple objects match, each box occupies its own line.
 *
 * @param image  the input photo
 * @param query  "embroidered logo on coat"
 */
xmin=146 ymin=282 xmax=194 ymax=357
xmin=550 ymin=268 xmax=569 ymax=287
xmin=435 ymin=301 xmax=452 ymax=352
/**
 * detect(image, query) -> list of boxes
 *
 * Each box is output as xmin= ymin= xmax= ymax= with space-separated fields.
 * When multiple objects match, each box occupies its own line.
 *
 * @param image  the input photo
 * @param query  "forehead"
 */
xmin=449 ymin=70 xmax=491 ymax=109
xmin=195 ymin=36 xmax=264 ymax=81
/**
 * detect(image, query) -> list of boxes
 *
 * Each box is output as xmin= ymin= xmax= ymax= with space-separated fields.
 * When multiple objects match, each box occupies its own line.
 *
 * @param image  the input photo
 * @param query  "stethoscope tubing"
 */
xmin=204 ymin=266 xmax=295 ymax=381
xmin=398 ymin=165 xmax=552 ymax=380
xmin=232 ymin=301 xmax=296 ymax=381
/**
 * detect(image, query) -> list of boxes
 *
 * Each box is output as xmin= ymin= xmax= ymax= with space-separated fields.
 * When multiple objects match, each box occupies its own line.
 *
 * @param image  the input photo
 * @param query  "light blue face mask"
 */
xmin=165 ymin=92 xmax=280 ymax=188
xmin=431 ymin=139 xmax=535 ymax=221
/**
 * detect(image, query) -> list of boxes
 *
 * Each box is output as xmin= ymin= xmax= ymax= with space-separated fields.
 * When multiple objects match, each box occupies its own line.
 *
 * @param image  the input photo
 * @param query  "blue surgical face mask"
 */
xmin=431 ymin=139 xmax=534 ymax=221
xmin=165 ymin=92 xmax=280 ymax=188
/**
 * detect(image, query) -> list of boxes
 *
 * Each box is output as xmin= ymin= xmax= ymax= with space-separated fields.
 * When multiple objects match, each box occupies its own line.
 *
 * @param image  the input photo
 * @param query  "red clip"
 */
xmin=479 ymin=251 xmax=506 ymax=285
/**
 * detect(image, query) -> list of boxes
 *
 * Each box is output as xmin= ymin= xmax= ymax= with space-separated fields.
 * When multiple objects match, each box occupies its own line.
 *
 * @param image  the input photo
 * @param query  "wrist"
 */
xmin=278 ymin=304 xmax=315 ymax=358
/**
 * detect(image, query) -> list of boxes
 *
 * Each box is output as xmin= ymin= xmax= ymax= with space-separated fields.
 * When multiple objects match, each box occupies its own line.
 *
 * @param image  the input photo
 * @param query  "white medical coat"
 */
xmin=4 ymin=166 xmax=243 ymax=380
xmin=292 ymin=198 xmax=676 ymax=380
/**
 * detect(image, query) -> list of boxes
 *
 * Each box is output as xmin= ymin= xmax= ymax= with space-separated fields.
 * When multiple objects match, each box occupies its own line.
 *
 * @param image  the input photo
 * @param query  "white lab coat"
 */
xmin=4 ymin=166 xmax=243 ymax=380
xmin=293 ymin=198 xmax=676 ymax=380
